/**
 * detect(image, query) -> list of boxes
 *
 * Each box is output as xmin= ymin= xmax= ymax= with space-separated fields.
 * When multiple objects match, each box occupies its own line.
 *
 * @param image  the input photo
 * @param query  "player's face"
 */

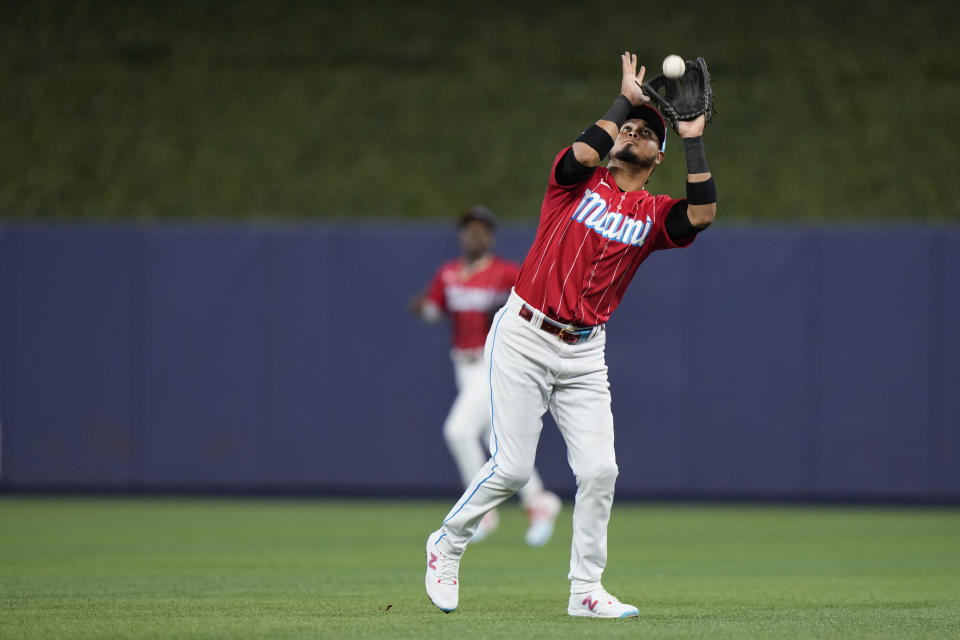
xmin=459 ymin=220 xmax=495 ymax=260
xmin=611 ymin=119 xmax=662 ymax=168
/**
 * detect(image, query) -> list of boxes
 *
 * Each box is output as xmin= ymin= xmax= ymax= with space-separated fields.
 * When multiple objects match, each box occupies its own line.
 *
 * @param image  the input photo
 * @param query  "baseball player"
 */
xmin=425 ymin=52 xmax=717 ymax=617
xmin=410 ymin=206 xmax=562 ymax=547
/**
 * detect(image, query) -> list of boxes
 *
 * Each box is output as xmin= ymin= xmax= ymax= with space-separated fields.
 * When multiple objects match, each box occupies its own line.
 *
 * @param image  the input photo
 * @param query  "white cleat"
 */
xmin=567 ymin=589 xmax=639 ymax=619
xmin=524 ymin=491 xmax=561 ymax=547
xmin=425 ymin=530 xmax=460 ymax=613
xmin=469 ymin=509 xmax=500 ymax=543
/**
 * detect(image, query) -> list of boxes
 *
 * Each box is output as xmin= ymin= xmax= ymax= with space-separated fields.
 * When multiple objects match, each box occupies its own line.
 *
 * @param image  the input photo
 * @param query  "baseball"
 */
xmin=662 ymin=54 xmax=685 ymax=78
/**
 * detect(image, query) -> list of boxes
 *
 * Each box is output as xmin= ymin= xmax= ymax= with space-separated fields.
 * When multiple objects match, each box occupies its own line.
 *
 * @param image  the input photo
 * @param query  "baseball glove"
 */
xmin=641 ymin=56 xmax=716 ymax=133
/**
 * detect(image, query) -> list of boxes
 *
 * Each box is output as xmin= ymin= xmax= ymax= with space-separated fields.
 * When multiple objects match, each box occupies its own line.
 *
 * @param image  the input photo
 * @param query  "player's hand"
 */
xmin=677 ymin=113 xmax=707 ymax=138
xmin=620 ymin=52 xmax=650 ymax=107
xmin=408 ymin=293 xmax=426 ymax=316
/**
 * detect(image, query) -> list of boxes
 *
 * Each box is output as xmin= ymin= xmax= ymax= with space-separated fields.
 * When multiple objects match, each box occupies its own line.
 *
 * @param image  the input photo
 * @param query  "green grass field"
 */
xmin=1 ymin=498 xmax=958 ymax=639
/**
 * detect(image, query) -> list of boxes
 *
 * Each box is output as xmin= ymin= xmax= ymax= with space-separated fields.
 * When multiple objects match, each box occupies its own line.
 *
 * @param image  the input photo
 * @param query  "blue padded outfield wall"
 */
xmin=1 ymin=224 xmax=958 ymax=500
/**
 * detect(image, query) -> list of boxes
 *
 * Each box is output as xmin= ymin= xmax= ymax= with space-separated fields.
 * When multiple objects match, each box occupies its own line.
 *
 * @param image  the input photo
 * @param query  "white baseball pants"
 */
xmin=436 ymin=289 xmax=617 ymax=593
xmin=444 ymin=353 xmax=545 ymax=505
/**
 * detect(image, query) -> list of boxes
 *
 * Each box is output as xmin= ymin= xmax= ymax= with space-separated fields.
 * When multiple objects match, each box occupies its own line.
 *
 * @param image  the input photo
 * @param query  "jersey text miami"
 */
xmin=515 ymin=146 xmax=694 ymax=326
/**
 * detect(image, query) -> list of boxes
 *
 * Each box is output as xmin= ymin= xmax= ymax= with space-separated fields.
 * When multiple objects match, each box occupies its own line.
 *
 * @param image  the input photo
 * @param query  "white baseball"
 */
xmin=662 ymin=54 xmax=685 ymax=78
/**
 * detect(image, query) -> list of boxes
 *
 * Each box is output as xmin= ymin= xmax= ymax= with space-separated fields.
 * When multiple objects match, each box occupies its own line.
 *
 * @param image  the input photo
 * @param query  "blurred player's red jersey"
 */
xmin=427 ymin=256 xmax=520 ymax=350
xmin=515 ymin=146 xmax=693 ymax=326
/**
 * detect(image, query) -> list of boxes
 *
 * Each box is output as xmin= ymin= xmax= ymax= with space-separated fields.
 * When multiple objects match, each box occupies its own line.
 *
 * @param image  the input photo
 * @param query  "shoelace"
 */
xmin=435 ymin=552 xmax=459 ymax=584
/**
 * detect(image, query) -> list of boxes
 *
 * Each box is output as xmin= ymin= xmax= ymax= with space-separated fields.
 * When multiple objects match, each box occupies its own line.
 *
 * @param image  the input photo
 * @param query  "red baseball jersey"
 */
xmin=515 ymin=146 xmax=694 ymax=326
xmin=426 ymin=255 xmax=520 ymax=350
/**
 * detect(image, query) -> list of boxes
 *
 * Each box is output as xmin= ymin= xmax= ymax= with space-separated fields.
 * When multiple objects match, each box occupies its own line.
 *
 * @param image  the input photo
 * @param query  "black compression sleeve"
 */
xmin=683 ymin=136 xmax=709 ymax=174
xmin=555 ymin=147 xmax=594 ymax=186
xmin=602 ymin=95 xmax=633 ymax=127
xmin=665 ymin=200 xmax=699 ymax=242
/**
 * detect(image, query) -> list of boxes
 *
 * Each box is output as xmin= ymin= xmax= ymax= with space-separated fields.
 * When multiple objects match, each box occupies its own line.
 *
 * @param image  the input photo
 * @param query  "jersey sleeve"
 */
xmin=652 ymin=195 xmax=696 ymax=250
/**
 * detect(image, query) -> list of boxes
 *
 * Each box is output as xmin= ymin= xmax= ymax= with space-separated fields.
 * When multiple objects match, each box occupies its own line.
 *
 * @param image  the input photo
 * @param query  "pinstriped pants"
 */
xmin=436 ymin=289 xmax=617 ymax=593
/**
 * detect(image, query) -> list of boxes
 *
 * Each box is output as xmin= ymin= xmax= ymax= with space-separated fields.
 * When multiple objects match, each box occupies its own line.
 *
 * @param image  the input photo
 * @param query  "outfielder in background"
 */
xmin=425 ymin=52 xmax=717 ymax=618
xmin=410 ymin=206 xmax=562 ymax=547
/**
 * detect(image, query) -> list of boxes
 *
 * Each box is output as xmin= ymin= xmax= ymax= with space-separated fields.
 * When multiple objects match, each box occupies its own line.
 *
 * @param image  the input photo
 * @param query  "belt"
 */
xmin=518 ymin=304 xmax=596 ymax=344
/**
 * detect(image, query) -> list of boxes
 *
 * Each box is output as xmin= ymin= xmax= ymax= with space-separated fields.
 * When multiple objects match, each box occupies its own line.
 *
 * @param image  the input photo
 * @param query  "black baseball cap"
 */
xmin=458 ymin=205 xmax=497 ymax=230
xmin=626 ymin=104 xmax=667 ymax=152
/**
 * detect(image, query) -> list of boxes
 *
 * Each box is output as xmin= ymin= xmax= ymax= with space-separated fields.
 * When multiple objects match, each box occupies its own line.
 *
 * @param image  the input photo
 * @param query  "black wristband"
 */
xmin=683 ymin=136 xmax=709 ymax=174
xmin=686 ymin=177 xmax=717 ymax=205
xmin=574 ymin=124 xmax=614 ymax=159
xmin=601 ymin=95 xmax=632 ymax=127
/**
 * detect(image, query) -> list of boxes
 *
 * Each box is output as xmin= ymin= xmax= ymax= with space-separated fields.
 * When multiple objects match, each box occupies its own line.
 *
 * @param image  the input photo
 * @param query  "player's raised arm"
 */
xmin=571 ymin=52 xmax=652 ymax=168
xmin=677 ymin=114 xmax=716 ymax=229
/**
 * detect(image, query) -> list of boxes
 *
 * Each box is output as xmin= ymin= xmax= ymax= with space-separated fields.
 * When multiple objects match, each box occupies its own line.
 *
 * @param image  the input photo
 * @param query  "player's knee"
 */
xmin=496 ymin=463 xmax=534 ymax=492
xmin=576 ymin=461 xmax=619 ymax=487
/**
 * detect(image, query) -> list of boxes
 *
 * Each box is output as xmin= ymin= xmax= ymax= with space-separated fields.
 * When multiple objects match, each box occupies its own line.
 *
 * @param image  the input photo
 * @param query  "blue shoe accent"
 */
xmin=619 ymin=609 xmax=639 ymax=618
